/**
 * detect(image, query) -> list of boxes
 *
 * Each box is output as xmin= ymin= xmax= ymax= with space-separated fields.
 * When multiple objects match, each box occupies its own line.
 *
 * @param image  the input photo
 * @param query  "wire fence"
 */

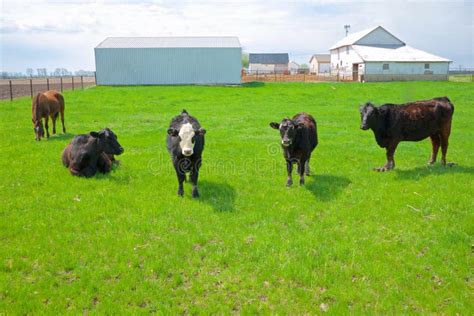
xmin=0 ymin=75 xmax=96 ymax=100
xmin=242 ymin=71 xmax=349 ymax=83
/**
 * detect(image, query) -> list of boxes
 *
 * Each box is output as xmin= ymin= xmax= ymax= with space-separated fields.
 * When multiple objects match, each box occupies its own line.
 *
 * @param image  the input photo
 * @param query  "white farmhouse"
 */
xmin=330 ymin=26 xmax=451 ymax=81
xmin=309 ymin=54 xmax=330 ymax=74
xmin=288 ymin=61 xmax=300 ymax=74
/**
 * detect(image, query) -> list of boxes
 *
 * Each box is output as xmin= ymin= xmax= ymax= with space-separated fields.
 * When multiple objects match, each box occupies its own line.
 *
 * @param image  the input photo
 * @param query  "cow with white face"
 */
xmin=167 ymin=110 xmax=206 ymax=197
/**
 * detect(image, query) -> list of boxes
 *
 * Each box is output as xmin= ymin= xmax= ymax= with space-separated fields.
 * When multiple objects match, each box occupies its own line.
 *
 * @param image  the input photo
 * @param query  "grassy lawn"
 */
xmin=0 ymin=81 xmax=473 ymax=313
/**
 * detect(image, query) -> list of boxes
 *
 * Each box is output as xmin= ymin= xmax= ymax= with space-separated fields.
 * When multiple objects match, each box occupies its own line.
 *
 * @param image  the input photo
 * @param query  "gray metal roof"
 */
xmin=249 ymin=53 xmax=289 ymax=64
xmin=96 ymin=37 xmax=241 ymax=48
xmin=310 ymin=54 xmax=330 ymax=63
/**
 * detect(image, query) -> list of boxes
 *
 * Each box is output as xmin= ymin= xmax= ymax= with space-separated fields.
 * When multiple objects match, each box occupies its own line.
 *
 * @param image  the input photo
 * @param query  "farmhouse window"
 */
xmin=338 ymin=49 xmax=340 ymax=59
xmin=346 ymin=46 xmax=349 ymax=54
xmin=425 ymin=63 xmax=430 ymax=69
xmin=383 ymin=63 xmax=389 ymax=70
xmin=340 ymin=60 xmax=342 ymax=66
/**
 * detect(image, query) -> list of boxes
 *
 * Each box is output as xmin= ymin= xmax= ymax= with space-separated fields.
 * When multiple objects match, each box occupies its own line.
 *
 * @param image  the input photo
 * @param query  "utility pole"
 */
xmin=344 ymin=24 xmax=351 ymax=37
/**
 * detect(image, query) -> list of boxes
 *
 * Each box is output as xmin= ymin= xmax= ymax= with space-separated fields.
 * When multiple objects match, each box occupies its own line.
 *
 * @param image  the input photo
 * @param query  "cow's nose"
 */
xmin=183 ymin=149 xmax=193 ymax=156
xmin=118 ymin=147 xmax=124 ymax=154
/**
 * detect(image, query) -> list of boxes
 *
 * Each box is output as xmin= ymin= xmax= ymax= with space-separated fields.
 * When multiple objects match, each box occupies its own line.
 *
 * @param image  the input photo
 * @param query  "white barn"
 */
xmin=330 ymin=26 xmax=451 ymax=81
xmin=95 ymin=37 xmax=242 ymax=85
xmin=248 ymin=53 xmax=289 ymax=74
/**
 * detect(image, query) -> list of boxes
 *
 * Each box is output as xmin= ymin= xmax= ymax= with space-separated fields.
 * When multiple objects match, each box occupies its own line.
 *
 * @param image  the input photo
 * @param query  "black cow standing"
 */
xmin=62 ymin=128 xmax=124 ymax=177
xmin=359 ymin=97 xmax=455 ymax=171
xmin=270 ymin=113 xmax=318 ymax=186
xmin=167 ymin=110 xmax=206 ymax=197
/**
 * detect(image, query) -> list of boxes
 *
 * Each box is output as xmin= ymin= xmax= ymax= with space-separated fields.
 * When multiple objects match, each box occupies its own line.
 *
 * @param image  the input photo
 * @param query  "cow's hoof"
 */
xmin=192 ymin=190 xmax=200 ymax=198
xmin=427 ymin=161 xmax=435 ymax=165
xmin=286 ymin=180 xmax=293 ymax=187
xmin=446 ymin=162 xmax=456 ymax=167
xmin=305 ymin=172 xmax=310 ymax=176
xmin=374 ymin=166 xmax=391 ymax=172
xmin=177 ymin=190 xmax=184 ymax=197
xmin=299 ymin=180 xmax=305 ymax=186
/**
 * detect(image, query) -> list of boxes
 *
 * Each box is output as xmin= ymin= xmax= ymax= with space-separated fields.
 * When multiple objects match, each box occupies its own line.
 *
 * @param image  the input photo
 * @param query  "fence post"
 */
xmin=94 ymin=71 xmax=97 ymax=85
xmin=256 ymin=71 xmax=259 ymax=81
xmin=60 ymin=77 xmax=63 ymax=92
xmin=81 ymin=76 xmax=84 ymax=89
xmin=72 ymin=77 xmax=74 ymax=91
xmin=303 ymin=73 xmax=306 ymax=82
xmin=9 ymin=80 xmax=13 ymax=101
xmin=47 ymin=78 xmax=50 ymax=91
xmin=274 ymin=72 xmax=276 ymax=82
xmin=30 ymin=79 xmax=33 ymax=98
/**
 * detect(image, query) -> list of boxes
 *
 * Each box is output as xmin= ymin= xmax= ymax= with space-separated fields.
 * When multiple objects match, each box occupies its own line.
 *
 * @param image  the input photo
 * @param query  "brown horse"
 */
xmin=32 ymin=90 xmax=66 ymax=141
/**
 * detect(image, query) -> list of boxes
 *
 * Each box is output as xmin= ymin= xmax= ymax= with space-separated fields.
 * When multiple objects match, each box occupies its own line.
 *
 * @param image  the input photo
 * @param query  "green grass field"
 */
xmin=1 ymin=81 xmax=473 ymax=314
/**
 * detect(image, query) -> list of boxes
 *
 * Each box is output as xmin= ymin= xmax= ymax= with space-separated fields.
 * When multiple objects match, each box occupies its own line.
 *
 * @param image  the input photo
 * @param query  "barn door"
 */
xmin=352 ymin=64 xmax=359 ymax=81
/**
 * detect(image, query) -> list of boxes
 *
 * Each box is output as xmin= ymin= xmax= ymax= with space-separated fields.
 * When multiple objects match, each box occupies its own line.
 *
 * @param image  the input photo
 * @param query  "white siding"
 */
xmin=330 ymin=46 xmax=363 ymax=76
xmin=354 ymin=27 xmax=404 ymax=46
xmin=248 ymin=63 xmax=288 ymax=74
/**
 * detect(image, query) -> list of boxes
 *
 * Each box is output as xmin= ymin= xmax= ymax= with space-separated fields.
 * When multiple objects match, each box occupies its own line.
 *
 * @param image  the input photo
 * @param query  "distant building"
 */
xmin=309 ymin=54 xmax=330 ymax=74
xmin=330 ymin=26 xmax=451 ymax=81
xmin=288 ymin=61 xmax=300 ymax=74
xmin=248 ymin=53 xmax=289 ymax=74
xmin=94 ymin=37 xmax=242 ymax=85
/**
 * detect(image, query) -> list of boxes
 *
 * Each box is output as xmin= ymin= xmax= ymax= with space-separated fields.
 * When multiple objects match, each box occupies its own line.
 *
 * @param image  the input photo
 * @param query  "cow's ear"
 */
xmin=269 ymin=122 xmax=280 ymax=129
xmin=167 ymin=128 xmax=179 ymax=136
xmin=196 ymin=128 xmax=206 ymax=136
xmin=359 ymin=105 xmax=364 ymax=113
xmin=98 ymin=130 xmax=107 ymax=139
xmin=293 ymin=121 xmax=304 ymax=128
xmin=90 ymin=131 xmax=99 ymax=138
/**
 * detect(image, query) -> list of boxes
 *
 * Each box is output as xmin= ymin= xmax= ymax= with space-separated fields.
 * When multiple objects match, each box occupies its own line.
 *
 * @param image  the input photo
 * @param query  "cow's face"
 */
xmin=32 ymin=119 xmax=44 ymax=141
xmin=168 ymin=123 xmax=206 ymax=156
xmin=270 ymin=118 xmax=304 ymax=147
xmin=90 ymin=128 xmax=124 ymax=155
xmin=359 ymin=103 xmax=377 ymax=130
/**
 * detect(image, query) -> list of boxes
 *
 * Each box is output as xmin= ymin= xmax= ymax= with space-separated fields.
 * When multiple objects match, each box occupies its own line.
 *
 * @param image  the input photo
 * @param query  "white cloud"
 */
xmin=0 ymin=0 xmax=472 ymax=72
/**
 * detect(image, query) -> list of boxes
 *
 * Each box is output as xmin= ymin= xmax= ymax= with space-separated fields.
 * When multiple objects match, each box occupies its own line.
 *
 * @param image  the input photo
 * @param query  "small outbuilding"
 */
xmin=94 ymin=37 xmax=242 ymax=85
xmin=248 ymin=53 xmax=289 ymax=74
xmin=309 ymin=54 xmax=331 ymax=74
xmin=329 ymin=26 xmax=451 ymax=81
xmin=288 ymin=61 xmax=300 ymax=74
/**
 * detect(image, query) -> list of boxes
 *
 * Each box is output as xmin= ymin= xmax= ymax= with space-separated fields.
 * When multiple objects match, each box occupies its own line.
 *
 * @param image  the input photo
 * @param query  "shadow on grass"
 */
xmin=241 ymin=81 xmax=265 ymax=88
xmin=395 ymin=164 xmax=474 ymax=180
xmin=198 ymin=180 xmax=236 ymax=212
xmin=304 ymin=174 xmax=351 ymax=202
xmin=45 ymin=132 xmax=74 ymax=142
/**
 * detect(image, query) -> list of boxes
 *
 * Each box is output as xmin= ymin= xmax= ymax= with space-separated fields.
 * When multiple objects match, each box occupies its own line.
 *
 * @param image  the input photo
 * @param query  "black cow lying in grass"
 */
xmin=167 ymin=110 xmax=206 ymax=198
xmin=62 ymin=128 xmax=124 ymax=177
xmin=359 ymin=97 xmax=455 ymax=171
xmin=270 ymin=112 xmax=318 ymax=186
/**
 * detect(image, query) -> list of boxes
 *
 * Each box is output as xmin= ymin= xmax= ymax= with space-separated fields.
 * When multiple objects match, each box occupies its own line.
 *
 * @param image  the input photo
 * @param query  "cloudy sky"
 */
xmin=0 ymin=0 xmax=473 ymax=73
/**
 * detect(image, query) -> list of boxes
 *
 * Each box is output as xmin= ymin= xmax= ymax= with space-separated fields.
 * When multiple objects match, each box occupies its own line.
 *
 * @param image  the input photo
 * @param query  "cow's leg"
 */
xmin=44 ymin=116 xmax=50 ymax=138
xmin=298 ymin=158 xmax=307 ymax=186
xmin=440 ymin=122 xmax=455 ymax=167
xmin=51 ymin=113 xmax=57 ymax=135
xmin=190 ymin=168 xmax=200 ymax=198
xmin=286 ymin=160 xmax=293 ymax=187
xmin=60 ymin=110 xmax=66 ymax=133
xmin=174 ymin=163 xmax=185 ymax=196
xmin=375 ymin=142 xmax=398 ymax=172
xmin=97 ymin=154 xmax=112 ymax=174
xmin=428 ymin=134 xmax=441 ymax=165
xmin=305 ymin=158 xmax=311 ymax=176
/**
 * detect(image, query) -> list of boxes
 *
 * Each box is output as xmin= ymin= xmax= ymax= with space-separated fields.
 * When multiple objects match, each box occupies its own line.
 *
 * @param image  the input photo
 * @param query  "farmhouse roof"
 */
xmin=310 ymin=54 xmax=330 ymax=63
xmin=330 ymin=26 xmax=405 ymax=50
xmin=95 ymin=36 xmax=241 ymax=48
xmin=353 ymin=44 xmax=451 ymax=62
xmin=249 ymin=53 xmax=289 ymax=64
